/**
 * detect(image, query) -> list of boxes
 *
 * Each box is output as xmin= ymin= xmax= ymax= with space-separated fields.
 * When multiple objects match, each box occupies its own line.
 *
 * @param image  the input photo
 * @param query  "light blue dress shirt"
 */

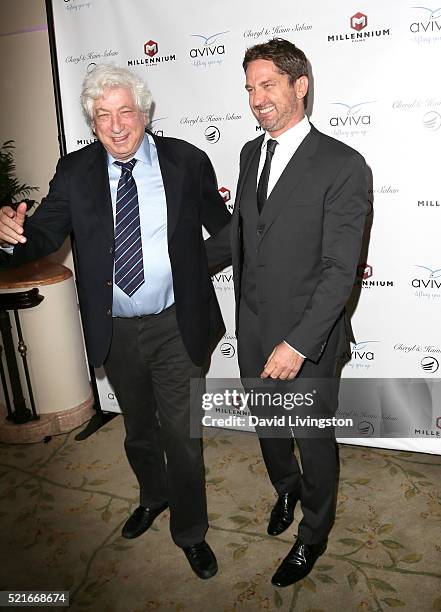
xmin=108 ymin=133 xmax=174 ymax=317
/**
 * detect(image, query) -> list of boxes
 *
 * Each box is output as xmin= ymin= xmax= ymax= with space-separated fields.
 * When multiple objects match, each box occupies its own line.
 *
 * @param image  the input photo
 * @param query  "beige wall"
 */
xmin=0 ymin=0 xmax=72 ymax=266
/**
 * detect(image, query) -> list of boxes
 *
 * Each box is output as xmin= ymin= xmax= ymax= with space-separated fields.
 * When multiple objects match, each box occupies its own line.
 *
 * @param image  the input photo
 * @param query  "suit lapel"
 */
xmin=231 ymin=136 xmax=263 ymax=241
xmin=258 ymin=125 xmax=320 ymax=244
xmin=151 ymin=132 xmax=183 ymax=241
xmin=86 ymin=143 xmax=114 ymax=243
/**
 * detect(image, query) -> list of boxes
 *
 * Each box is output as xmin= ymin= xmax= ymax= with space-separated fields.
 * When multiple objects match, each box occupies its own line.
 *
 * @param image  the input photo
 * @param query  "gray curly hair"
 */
xmin=80 ymin=63 xmax=153 ymax=127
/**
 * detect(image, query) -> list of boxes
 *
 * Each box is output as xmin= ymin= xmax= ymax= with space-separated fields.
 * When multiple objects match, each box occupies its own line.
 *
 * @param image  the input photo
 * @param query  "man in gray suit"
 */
xmin=232 ymin=39 xmax=367 ymax=586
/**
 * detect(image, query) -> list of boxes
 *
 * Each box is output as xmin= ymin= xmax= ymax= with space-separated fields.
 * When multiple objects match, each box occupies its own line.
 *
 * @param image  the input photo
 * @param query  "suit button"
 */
xmin=107 ymin=280 xmax=112 ymax=287
xmin=256 ymin=229 xmax=263 ymax=236
xmin=106 ymin=308 xmax=112 ymax=316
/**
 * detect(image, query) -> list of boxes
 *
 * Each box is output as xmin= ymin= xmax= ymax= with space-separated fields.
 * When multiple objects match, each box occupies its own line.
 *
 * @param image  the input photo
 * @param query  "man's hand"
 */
xmin=0 ymin=202 xmax=27 ymax=245
xmin=261 ymin=342 xmax=305 ymax=380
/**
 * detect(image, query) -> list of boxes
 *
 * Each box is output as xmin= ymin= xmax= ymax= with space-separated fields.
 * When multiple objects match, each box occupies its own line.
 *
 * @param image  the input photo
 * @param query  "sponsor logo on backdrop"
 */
xmin=218 ymin=187 xmax=231 ymax=203
xmin=358 ymin=420 xmax=374 ymax=436
xmin=409 ymin=6 xmax=441 ymax=45
xmin=355 ymin=264 xmax=394 ymax=289
xmin=392 ymin=98 xmax=441 ymax=131
xmin=350 ymin=12 xmax=367 ymax=31
xmin=148 ymin=117 xmax=167 ymax=137
xmin=127 ymin=40 xmax=176 ymax=68
xmin=181 ymin=113 xmax=241 ymax=126
xmin=205 ymin=126 xmax=221 ymax=143
xmin=63 ymin=0 xmax=92 ymax=12
xmin=212 ymin=266 xmax=233 ymax=291
xmin=423 ymin=110 xmax=441 ymax=130
xmin=144 ymin=40 xmax=158 ymax=57
xmin=328 ymin=13 xmax=391 ymax=42
xmin=65 ymin=49 xmax=118 ymax=64
xmin=343 ymin=341 xmax=380 ymax=371
xmin=76 ymin=137 xmax=98 ymax=147
xmin=417 ymin=199 xmax=440 ymax=207
xmin=189 ymin=31 xmax=228 ymax=68
xmin=394 ymin=342 xmax=441 ymax=359
xmin=421 ymin=355 xmax=439 ymax=372
xmin=437 ymin=417 xmax=441 ymax=429
xmin=329 ymin=101 xmax=375 ymax=139
xmin=243 ymin=23 xmax=312 ymax=39
xmin=369 ymin=185 xmax=399 ymax=196
xmin=220 ymin=342 xmax=236 ymax=358
xmin=412 ymin=265 xmax=441 ymax=300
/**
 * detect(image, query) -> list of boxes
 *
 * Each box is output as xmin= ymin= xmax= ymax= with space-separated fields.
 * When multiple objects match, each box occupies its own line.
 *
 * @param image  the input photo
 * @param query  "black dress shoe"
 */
xmin=121 ymin=503 xmax=168 ymax=539
xmin=267 ymin=491 xmax=299 ymax=536
xmin=182 ymin=541 xmax=218 ymax=579
xmin=271 ymin=537 xmax=327 ymax=587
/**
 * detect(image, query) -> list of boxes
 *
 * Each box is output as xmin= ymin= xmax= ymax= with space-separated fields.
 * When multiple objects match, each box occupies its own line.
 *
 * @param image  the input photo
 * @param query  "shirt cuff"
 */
xmin=0 ymin=245 xmax=14 ymax=254
xmin=283 ymin=340 xmax=306 ymax=359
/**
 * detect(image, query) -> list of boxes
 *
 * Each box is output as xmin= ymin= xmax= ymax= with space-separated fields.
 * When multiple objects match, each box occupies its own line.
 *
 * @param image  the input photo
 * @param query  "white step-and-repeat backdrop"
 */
xmin=49 ymin=0 xmax=441 ymax=453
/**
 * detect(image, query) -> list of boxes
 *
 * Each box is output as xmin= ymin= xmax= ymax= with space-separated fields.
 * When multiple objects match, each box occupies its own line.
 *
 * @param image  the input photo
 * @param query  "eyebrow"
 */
xmin=245 ymin=78 xmax=276 ymax=90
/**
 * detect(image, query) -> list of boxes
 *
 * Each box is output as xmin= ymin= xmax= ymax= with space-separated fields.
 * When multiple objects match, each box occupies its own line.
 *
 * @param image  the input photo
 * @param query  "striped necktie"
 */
xmin=114 ymin=159 xmax=145 ymax=297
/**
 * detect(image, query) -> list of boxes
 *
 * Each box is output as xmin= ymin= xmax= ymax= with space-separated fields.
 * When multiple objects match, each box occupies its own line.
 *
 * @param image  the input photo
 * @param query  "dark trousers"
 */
xmin=238 ymin=299 xmax=339 ymax=545
xmin=104 ymin=305 xmax=208 ymax=547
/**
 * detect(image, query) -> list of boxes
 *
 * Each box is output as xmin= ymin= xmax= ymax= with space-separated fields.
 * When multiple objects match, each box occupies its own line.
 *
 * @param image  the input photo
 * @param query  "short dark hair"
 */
xmin=243 ymin=38 xmax=309 ymax=107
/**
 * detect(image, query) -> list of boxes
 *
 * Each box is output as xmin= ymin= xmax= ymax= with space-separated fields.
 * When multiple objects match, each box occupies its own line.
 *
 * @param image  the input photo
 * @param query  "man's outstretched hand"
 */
xmin=0 ymin=202 xmax=27 ymax=246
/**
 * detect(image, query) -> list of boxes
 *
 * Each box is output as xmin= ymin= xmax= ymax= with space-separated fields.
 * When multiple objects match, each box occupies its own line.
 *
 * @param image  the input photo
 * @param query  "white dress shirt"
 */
xmin=258 ymin=116 xmax=311 ymax=360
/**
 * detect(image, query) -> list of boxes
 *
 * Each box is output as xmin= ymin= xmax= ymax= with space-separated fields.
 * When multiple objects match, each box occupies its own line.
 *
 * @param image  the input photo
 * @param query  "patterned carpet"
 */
xmin=0 ymin=417 xmax=440 ymax=611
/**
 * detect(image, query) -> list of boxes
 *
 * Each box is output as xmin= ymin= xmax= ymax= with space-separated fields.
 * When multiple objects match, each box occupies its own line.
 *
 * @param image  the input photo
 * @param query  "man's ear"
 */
xmin=295 ymin=76 xmax=309 ymax=101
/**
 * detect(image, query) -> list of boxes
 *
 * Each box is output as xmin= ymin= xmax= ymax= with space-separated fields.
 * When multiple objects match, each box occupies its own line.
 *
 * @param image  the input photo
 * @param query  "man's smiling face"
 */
xmin=245 ymin=59 xmax=307 ymax=137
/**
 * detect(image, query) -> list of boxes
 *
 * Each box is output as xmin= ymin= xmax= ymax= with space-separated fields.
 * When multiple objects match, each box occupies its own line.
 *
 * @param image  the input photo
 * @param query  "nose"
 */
xmin=252 ymin=87 xmax=266 ymax=108
xmin=110 ymin=113 xmax=123 ymax=133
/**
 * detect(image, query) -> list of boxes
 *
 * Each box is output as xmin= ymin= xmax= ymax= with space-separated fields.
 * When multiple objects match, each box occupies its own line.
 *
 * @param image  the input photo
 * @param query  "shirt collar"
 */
xmin=107 ymin=132 xmax=152 ymax=167
xmin=261 ymin=115 xmax=310 ymax=150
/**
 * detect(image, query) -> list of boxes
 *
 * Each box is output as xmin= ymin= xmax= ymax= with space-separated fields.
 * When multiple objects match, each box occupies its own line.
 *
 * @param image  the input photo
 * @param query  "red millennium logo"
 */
xmin=144 ymin=40 xmax=158 ymax=57
xmin=218 ymin=187 xmax=231 ymax=203
xmin=350 ymin=12 xmax=368 ymax=31
xmin=357 ymin=263 xmax=373 ymax=280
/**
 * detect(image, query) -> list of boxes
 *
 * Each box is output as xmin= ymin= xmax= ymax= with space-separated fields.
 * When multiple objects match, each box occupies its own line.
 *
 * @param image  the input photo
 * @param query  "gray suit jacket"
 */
xmin=230 ymin=124 xmax=368 ymax=363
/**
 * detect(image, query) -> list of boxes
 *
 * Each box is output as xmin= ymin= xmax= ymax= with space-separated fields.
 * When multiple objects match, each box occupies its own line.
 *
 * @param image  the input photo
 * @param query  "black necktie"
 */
xmin=114 ymin=159 xmax=145 ymax=297
xmin=257 ymin=139 xmax=278 ymax=214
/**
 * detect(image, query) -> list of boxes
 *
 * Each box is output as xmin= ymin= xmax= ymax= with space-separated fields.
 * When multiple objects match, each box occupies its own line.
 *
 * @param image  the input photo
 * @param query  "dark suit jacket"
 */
xmin=231 ymin=124 xmax=367 ymax=363
xmin=10 ymin=133 xmax=231 ymax=367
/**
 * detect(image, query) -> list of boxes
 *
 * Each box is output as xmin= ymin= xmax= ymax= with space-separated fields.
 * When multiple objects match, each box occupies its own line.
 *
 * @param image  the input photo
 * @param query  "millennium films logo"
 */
xmin=343 ymin=341 xmax=380 ymax=371
xmin=412 ymin=265 xmax=441 ymax=300
xmin=409 ymin=6 xmax=441 ymax=45
xmin=127 ymin=40 xmax=177 ymax=68
xmin=329 ymin=101 xmax=375 ymax=139
xmin=328 ymin=12 xmax=391 ymax=43
xmin=218 ymin=187 xmax=234 ymax=212
xmin=354 ymin=264 xmax=394 ymax=290
xmin=189 ymin=31 xmax=228 ymax=68
xmin=75 ymin=136 xmax=98 ymax=147
xmin=417 ymin=197 xmax=440 ymax=208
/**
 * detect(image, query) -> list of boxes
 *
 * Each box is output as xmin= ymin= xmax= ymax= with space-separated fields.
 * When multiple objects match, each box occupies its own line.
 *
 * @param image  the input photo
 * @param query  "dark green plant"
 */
xmin=0 ymin=140 xmax=38 ymax=204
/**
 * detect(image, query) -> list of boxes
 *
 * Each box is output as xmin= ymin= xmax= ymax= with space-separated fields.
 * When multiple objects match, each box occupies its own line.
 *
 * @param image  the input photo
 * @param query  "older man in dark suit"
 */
xmin=232 ymin=39 xmax=367 ymax=586
xmin=0 ymin=64 xmax=230 ymax=580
